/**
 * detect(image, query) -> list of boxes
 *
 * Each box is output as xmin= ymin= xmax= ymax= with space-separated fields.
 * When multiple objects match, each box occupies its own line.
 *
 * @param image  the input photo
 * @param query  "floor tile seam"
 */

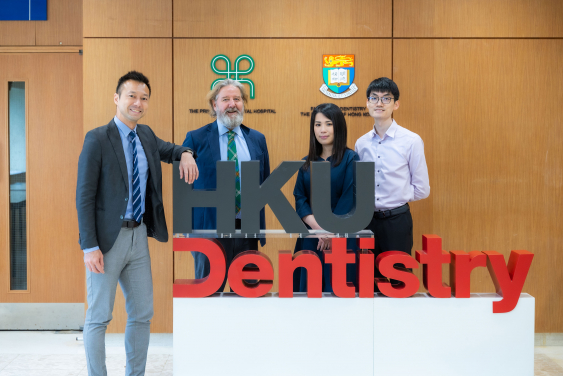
xmin=3 ymin=357 xmax=87 ymax=363
xmin=0 ymin=354 xmax=19 ymax=371
xmin=536 ymin=347 xmax=563 ymax=359
xmin=146 ymin=365 xmax=168 ymax=371
xmin=550 ymin=358 xmax=563 ymax=368
xmin=162 ymin=354 xmax=172 ymax=366
xmin=2 ymin=368 xmax=86 ymax=371
xmin=0 ymin=353 xmax=86 ymax=356
xmin=535 ymin=353 xmax=563 ymax=372
xmin=162 ymin=356 xmax=173 ymax=368
xmin=145 ymin=366 xmax=167 ymax=370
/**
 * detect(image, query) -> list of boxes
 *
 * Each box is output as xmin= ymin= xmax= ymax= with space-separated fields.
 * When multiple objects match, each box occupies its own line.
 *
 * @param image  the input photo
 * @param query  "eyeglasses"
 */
xmin=367 ymin=96 xmax=394 ymax=104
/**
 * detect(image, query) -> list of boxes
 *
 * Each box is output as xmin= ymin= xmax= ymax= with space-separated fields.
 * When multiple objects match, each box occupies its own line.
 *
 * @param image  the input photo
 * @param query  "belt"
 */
xmin=373 ymin=204 xmax=409 ymax=219
xmin=122 ymin=219 xmax=142 ymax=228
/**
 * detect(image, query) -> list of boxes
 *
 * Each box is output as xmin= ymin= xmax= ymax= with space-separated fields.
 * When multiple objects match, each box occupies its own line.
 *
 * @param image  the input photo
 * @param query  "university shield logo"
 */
xmin=320 ymin=55 xmax=358 ymax=99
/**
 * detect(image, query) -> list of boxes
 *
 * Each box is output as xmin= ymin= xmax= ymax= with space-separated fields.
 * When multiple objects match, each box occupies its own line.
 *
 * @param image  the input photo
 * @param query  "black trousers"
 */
xmin=192 ymin=219 xmax=259 ymax=294
xmin=365 ymin=205 xmax=413 ymax=283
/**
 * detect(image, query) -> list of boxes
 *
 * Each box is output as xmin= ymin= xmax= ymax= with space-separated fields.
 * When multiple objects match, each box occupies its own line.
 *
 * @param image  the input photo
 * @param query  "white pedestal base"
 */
xmin=173 ymin=293 xmax=534 ymax=376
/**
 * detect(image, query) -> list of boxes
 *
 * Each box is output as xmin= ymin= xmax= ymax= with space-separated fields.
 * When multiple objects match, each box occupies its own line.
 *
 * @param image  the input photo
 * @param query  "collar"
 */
xmin=217 ymin=119 xmax=243 ymax=138
xmin=114 ymin=115 xmax=137 ymax=138
xmin=371 ymin=119 xmax=398 ymax=140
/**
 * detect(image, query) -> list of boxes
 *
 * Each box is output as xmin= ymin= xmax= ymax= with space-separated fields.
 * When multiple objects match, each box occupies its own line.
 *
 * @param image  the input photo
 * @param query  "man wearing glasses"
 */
xmin=355 ymin=77 xmax=430 ymax=284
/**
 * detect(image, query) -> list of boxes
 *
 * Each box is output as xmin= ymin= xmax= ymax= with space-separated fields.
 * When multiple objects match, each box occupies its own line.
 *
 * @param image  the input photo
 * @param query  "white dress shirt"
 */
xmin=355 ymin=119 xmax=430 ymax=211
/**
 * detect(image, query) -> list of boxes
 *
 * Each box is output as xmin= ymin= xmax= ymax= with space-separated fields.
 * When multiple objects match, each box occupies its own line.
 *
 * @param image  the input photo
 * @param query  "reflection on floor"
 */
xmin=0 ymin=331 xmax=561 ymax=375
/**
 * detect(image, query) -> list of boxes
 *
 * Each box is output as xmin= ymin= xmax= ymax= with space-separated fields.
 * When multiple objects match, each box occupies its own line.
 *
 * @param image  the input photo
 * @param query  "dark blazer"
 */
xmin=76 ymin=119 xmax=191 ymax=254
xmin=182 ymin=120 xmax=270 ymax=246
xmin=293 ymin=149 xmax=360 ymax=219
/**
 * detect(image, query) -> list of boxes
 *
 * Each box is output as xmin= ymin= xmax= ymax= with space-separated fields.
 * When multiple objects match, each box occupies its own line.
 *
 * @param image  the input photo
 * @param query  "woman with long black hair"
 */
xmin=293 ymin=103 xmax=360 ymax=292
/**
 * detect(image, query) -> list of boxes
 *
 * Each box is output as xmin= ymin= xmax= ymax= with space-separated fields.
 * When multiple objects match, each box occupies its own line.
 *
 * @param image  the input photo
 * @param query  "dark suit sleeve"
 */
xmin=259 ymin=134 xmax=270 ymax=244
xmin=76 ymin=131 xmax=102 ymax=250
xmin=182 ymin=132 xmax=199 ymax=161
xmin=261 ymin=134 xmax=271 ymax=181
xmin=333 ymin=151 xmax=360 ymax=216
xmin=182 ymin=131 xmax=194 ymax=149
xmin=293 ymin=167 xmax=312 ymax=219
xmin=150 ymin=128 xmax=195 ymax=163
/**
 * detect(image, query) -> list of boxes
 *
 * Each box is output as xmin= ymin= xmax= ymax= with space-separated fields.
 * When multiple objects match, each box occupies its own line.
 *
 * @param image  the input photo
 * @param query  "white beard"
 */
xmin=217 ymin=108 xmax=244 ymax=130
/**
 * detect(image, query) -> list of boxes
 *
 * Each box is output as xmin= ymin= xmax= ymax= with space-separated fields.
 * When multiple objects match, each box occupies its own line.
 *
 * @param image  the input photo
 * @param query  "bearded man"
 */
xmin=182 ymin=79 xmax=270 ymax=293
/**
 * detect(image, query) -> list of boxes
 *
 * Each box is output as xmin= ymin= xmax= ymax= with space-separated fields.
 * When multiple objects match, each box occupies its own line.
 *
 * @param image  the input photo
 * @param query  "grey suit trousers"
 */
xmin=84 ymin=223 xmax=154 ymax=376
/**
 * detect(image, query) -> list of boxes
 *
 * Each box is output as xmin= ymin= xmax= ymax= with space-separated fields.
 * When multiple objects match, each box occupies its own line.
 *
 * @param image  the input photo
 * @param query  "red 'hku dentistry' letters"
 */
xmin=172 ymin=235 xmax=533 ymax=313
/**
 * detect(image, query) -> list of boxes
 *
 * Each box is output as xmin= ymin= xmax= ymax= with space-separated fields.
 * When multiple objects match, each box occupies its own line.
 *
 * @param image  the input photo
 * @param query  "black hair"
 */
xmin=116 ymin=71 xmax=151 ymax=97
xmin=303 ymin=103 xmax=348 ymax=171
xmin=366 ymin=77 xmax=399 ymax=101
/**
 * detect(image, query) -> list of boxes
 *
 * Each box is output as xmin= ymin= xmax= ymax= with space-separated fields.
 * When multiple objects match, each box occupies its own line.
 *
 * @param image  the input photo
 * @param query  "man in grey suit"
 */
xmin=76 ymin=71 xmax=198 ymax=376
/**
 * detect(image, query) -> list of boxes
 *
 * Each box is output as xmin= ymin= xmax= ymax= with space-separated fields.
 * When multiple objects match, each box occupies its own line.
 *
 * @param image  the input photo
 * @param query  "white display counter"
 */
xmin=173 ymin=293 xmax=534 ymax=376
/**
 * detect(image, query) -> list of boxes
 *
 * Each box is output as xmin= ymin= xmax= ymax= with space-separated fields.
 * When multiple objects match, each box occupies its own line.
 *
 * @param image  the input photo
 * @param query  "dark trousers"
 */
xmin=296 ymin=238 xmax=358 ymax=293
xmin=192 ymin=221 xmax=259 ymax=294
xmin=365 ymin=205 xmax=413 ymax=283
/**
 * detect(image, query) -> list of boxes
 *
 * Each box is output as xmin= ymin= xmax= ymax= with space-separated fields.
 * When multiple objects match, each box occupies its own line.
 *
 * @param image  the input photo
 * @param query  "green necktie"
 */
xmin=228 ymin=131 xmax=241 ymax=215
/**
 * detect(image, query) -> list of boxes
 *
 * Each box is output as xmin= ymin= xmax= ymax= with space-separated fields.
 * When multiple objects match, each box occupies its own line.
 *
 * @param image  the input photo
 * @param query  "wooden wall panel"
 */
xmin=36 ymin=0 xmax=82 ymax=46
xmin=394 ymin=0 xmax=563 ymax=37
xmin=174 ymin=0 xmax=392 ymax=38
xmin=83 ymin=39 xmax=173 ymax=332
xmin=388 ymin=40 xmax=435 ymax=289
xmin=0 ymin=53 xmax=83 ymax=303
xmin=173 ymin=39 xmax=392 ymax=291
xmin=394 ymin=39 xmax=563 ymax=332
xmin=0 ymin=23 xmax=35 ymax=46
xmin=83 ymin=0 xmax=172 ymax=38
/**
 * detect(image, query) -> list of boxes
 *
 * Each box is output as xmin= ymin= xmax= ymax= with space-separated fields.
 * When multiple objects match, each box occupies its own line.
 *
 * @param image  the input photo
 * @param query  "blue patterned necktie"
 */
xmin=128 ymin=131 xmax=142 ymax=223
xmin=228 ymin=131 xmax=241 ymax=215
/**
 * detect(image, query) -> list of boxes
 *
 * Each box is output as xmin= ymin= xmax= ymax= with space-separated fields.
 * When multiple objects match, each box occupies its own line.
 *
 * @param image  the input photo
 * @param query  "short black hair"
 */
xmin=116 ymin=71 xmax=151 ymax=97
xmin=366 ymin=77 xmax=399 ymax=101
xmin=303 ymin=103 xmax=349 ymax=171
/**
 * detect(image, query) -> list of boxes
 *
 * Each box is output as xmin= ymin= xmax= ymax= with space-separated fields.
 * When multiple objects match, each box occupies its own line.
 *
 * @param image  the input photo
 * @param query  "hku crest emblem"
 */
xmin=211 ymin=54 xmax=256 ymax=99
xmin=320 ymin=54 xmax=358 ymax=99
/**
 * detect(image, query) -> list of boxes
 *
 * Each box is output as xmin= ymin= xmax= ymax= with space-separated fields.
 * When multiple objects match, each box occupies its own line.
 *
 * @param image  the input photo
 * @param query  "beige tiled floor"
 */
xmin=535 ymin=347 xmax=563 ymax=375
xmin=0 ymin=332 xmax=562 ymax=375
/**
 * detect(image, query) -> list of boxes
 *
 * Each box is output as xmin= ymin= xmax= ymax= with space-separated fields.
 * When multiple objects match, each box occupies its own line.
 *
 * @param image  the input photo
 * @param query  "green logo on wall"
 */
xmin=211 ymin=54 xmax=255 ymax=99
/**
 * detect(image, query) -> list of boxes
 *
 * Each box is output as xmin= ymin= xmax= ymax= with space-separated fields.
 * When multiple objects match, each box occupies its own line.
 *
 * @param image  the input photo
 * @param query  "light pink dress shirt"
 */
xmin=355 ymin=119 xmax=430 ymax=211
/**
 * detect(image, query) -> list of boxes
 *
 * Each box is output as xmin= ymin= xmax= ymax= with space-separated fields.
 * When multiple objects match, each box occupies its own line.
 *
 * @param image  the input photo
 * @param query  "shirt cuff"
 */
xmin=182 ymin=148 xmax=197 ymax=159
xmin=83 ymin=246 xmax=100 ymax=254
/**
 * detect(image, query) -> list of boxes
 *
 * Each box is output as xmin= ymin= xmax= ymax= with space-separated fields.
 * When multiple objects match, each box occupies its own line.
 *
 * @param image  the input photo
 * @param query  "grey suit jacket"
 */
xmin=76 ymin=119 xmax=192 ymax=254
